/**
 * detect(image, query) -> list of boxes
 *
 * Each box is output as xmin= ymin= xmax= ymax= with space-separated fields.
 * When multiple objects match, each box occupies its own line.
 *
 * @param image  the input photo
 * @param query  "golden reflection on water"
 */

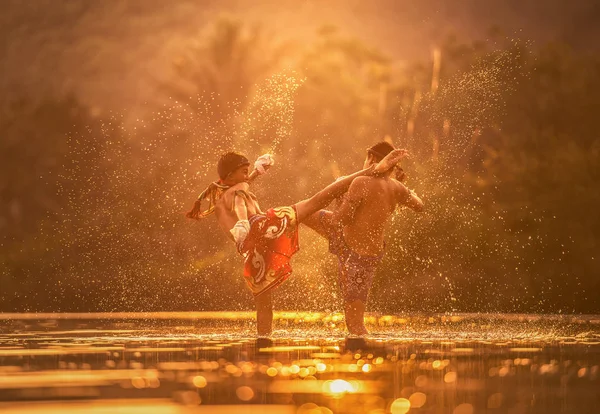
xmin=0 ymin=312 xmax=599 ymax=413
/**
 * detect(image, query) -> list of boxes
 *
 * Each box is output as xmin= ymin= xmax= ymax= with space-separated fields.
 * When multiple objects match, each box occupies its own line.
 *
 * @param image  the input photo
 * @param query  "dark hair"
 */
xmin=367 ymin=141 xmax=395 ymax=162
xmin=217 ymin=152 xmax=250 ymax=180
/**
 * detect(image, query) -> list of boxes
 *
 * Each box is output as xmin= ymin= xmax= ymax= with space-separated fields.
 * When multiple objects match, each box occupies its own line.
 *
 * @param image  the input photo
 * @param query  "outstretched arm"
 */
xmin=247 ymin=169 xmax=261 ymax=184
xmin=373 ymin=148 xmax=409 ymax=175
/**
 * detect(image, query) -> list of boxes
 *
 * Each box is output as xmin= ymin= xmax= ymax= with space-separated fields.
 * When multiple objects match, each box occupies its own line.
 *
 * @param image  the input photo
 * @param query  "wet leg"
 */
xmin=345 ymin=299 xmax=369 ymax=336
xmin=301 ymin=210 xmax=333 ymax=238
xmin=255 ymin=291 xmax=273 ymax=336
xmin=295 ymin=168 xmax=372 ymax=222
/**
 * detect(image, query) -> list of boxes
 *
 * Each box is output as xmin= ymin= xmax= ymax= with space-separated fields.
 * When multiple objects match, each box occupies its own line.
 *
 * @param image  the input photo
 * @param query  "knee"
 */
xmin=255 ymin=293 xmax=272 ymax=309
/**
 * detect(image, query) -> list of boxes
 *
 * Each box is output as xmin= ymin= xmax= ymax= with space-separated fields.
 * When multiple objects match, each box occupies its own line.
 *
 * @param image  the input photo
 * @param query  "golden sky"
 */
xmin=1 ymin=0 xmax=598 ymax=116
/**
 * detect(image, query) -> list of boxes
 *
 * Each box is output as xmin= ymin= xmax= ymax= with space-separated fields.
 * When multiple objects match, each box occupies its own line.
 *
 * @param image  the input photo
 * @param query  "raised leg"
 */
xmin=301 ymin=209 xmax=333 ymax=238
xmin=295 ymin=167 xmax=372 ymax=222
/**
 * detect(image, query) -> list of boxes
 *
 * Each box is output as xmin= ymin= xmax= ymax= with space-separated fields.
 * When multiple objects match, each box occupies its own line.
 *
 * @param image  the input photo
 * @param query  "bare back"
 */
xmin=340 ymin=177 xmax=409 ymax=256
xmin=214 ymin=183 xmax=262 ymax=240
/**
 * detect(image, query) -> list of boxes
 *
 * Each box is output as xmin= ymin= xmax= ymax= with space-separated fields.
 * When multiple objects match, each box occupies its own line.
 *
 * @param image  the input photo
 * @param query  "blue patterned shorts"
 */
xmin=320 ymin=211 xmax=383 ymax=303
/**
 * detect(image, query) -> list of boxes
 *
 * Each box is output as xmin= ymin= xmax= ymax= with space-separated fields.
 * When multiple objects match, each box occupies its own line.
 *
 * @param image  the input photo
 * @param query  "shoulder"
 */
xmin=221 ymin=182 xmax=248 ymax=201
xmin=227 ymin=183 xmax=254 ymax=205
xmin=390 ymin=178 xmax=404 ymax=189
xmin=232 ymin=182 xmax=250 ymax=191
xmin=225 ymin=182 xmax=250 ymax=195
xmin=349 ymin=176 xmax=372 ymax=188
xmin=346 ymin=176 xmax=372 ymax=198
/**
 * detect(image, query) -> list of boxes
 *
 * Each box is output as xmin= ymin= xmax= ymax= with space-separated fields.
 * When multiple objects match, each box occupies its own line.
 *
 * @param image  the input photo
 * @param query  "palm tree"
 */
xmin=162 ymin=16 xmax=290 ymax=123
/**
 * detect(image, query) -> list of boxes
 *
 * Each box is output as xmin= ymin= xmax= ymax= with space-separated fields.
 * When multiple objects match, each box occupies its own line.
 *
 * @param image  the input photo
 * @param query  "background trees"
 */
xmin=2 ymin=17 xmax=598 ymax=314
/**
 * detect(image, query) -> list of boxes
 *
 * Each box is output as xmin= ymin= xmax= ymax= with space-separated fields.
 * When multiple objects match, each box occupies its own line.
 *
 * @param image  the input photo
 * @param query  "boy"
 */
xmin=303 ymin=142 xmax=423 ymax=335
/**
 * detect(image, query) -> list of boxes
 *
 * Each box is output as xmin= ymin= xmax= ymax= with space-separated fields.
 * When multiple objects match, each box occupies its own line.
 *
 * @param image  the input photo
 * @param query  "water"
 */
xmin=1 ymin=312 xmax=599 ymax=413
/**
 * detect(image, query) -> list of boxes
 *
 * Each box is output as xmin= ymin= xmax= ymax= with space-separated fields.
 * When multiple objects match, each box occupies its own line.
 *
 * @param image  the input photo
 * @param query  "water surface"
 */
xmin=1 ymin=312 xmax=599 ymax=413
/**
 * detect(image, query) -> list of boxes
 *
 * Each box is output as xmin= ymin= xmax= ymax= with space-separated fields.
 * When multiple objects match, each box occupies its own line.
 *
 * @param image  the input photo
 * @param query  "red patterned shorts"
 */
xmin=238 ymin=206 xmax=299 ymax=297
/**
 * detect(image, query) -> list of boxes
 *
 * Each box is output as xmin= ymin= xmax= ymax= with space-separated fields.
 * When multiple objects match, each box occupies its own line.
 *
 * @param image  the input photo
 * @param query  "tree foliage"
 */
xmin=2 ymin=20 xmax=598 ymax=314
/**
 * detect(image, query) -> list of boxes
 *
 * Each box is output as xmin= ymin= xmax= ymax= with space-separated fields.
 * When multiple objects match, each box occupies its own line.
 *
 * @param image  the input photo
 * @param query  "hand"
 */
xmin=230 ymin=220 xmax=250 ymax=244
xmin=395 ymin=166 xmax=406 ymax=182
xmin=254 ymin=154 xmax=275 ymax=175
xmin=373 ymin=149 xmax=409 ymax=175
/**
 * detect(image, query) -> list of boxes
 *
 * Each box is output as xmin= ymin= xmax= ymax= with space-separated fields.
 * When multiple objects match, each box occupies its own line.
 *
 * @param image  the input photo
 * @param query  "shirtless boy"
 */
xmin=187 ymin=151 xmax=405 ymax=336
xmin=303 ymin=142 xmax=424 ymax=335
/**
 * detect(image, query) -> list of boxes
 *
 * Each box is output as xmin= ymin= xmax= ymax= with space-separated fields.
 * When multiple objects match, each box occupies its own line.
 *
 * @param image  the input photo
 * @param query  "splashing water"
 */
xmin=31 ymin=41 xmax=562 ymax=317
xmin=381 ymin=40 xmax=542 ymax=314
xmin=233 ymin=71 xmax=305 ymax=155
xmin=47 ymin=70 xmax=307 ymax=313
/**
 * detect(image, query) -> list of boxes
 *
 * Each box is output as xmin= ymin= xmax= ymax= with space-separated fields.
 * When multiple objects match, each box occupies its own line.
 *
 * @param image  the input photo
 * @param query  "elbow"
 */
xmin=412 ymin=201 xmax=424 ymax=213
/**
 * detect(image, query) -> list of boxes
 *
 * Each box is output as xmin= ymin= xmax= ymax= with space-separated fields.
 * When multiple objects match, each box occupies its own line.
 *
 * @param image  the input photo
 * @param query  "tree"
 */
xmin=478 ymin=43 xmax=600 ymax=312
xmin=161 ymin=16 xmax=291 ymax=126
xmin=0 ymin=95 xmax=105 ymax=310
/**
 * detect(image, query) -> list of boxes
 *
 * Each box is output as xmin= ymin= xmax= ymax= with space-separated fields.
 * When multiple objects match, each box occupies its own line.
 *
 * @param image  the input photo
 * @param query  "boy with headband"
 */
xmin=302 ymin=142 xmax=423 ymax=335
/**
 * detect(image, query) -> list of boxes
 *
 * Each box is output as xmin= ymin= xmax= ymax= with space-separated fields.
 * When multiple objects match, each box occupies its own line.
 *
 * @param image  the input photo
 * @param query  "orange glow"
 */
xmin=453 ymin=403 xmax=474 ymax=414
xmin=390 ymin=398 xmax=411 ymax=414
xmin=487 ymin=393 xmax=504 ymax=409
xmin=236 ymin=386 xmax=254 ymax=401
xmin=192 ymin=375 xmax=207 ymax=388
xmin=509 ymin=348 xmax=542 ymax=353
xmin=444 ymin=371 xmax=457 ymax=383
xmin=409 ymin=392 xmax=427 ymax=408
xmin=324 ymin=379 xmax=354 ymax=395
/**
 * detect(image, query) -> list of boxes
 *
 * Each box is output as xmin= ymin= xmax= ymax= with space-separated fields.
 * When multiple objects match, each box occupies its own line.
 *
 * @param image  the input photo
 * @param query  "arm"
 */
xmin=398 ymin=183 xmax=424 ymax=212
xmin=247 ymin=168 xmax=262 ymax=184
xmin=373 ymin=149 xmax=409 ymax=175
xmin=230 ymin=184 xmax=251 ymax=244
xmin=233 ymin=190 xmax=249 ymax=221
xmin=331 ymin=178 xmax=369 ymax=226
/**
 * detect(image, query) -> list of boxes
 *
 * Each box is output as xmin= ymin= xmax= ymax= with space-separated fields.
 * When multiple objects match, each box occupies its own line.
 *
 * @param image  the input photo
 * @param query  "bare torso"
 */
xmin=342 ymin=177 xmax=406 ymax=256
xmin=214 ymin=183 xmax=262 ymax=241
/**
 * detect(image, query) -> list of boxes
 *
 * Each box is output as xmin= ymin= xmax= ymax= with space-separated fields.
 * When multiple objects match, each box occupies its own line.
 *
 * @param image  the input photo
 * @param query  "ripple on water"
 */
xmin=0 ymin=312 xmax=599 ymax=413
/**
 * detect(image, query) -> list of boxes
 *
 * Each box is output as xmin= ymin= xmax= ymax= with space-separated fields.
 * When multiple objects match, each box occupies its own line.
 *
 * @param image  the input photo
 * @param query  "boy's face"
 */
xmin=227 ymin=165 xmax=250 ymax=184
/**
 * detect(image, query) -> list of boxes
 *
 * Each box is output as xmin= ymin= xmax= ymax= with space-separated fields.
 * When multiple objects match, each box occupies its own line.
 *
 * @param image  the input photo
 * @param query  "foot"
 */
xmin=345 ymin=337 xmax=367 ymax=352
xmin=256 ymin=337 xmax=273 ymax=349
xmin=373 ymin=149 xmax=409 ymax=175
